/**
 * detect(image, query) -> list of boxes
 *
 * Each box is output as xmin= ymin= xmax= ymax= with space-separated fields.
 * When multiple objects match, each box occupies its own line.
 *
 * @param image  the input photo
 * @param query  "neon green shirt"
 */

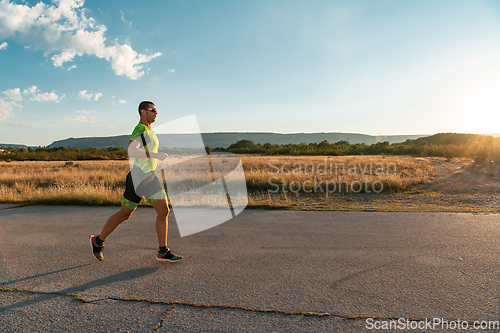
xmin=129 ymin=123 xmax=159 ymax=173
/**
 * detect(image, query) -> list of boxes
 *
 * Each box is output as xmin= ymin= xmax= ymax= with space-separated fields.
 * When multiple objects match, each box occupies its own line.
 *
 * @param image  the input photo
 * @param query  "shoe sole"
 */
xmin=89 ymin=236 xmax=103 ymax=261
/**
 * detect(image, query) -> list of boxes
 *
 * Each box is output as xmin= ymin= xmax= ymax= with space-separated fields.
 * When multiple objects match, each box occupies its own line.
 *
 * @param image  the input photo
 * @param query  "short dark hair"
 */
xmin=138 ymin=101 xmax=154 ymax=115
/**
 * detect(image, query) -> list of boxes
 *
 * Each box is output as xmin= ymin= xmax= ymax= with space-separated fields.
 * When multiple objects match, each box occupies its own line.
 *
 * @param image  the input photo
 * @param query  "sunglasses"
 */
xmin=145 ymin=107 xmax=157 ymax=113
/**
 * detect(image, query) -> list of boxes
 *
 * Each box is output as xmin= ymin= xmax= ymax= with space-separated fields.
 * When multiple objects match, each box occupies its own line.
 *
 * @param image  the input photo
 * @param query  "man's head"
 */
xmin=138 ymin=101 xmax=157 ymax=125
xmin=138 ymin=101 xmax=154 ymax=115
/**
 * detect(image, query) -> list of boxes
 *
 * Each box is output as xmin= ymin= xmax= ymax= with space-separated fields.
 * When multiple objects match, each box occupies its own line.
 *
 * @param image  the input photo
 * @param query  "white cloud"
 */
xmin=0 ymin=98 xmax=15 ymax=121
xmin=23 ymin=85 xmax=37 ymax=95
xmin=118 ymin=99 xmax=126 ymax=104
xmin=3 ymin=88 xmax=22 ymax=101
xmin=67 ymin=64 xmax=77 ymax=70
xmin=0 ymin=0 xmax=161 ymax=79
xmin=0 ymin=98 xmax=37 ymax=127
xmin=91 ymin=124 xmax=114 ymax=128
xmin=76 ymin=110 xmax=90 ymax=114
xmin=0 ymin=41 xmax=7 ymax=50
xmin=120 ymin=10 xmax=131 ymax=26
xmin=78 ymin=90 xmax=101 ymax=100
xmin=32 ymin=91 xmax=61 ymax=102
xmin=78 ymin=90 xmax=92 ymax=100
xmin=168 ymin=69 xmax=175 ymax=73
xmin=59 ymin=115 xmax=96 ymax=123
xmin=22 ymin=85 xmax=63 ymax=102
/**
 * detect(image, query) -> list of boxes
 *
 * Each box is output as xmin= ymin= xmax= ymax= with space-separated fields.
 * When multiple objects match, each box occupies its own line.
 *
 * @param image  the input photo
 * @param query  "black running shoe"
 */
xmin=89 ymin=235 xmax=104 ymax=261
xmin=156 ymin=249 xmax=182 ymax=262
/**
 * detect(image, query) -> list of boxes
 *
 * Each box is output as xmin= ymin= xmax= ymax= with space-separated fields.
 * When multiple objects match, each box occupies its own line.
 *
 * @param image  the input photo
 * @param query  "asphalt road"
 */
xmin=0 ymin=205 xmax=499 ymax=332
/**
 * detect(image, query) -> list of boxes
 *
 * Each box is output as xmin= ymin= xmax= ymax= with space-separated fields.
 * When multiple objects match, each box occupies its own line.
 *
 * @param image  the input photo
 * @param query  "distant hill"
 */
xmin=0 ymin=143 xmax=29 ymax=149
xmin=48 ymin=132 xmax=426 ymax=149
xmin=409 ymin=133 xmax=496 ymax=145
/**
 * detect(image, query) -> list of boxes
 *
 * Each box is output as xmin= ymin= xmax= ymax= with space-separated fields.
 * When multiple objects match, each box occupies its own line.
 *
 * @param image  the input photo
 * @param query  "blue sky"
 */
xmin=1 ymin=0 xmax=500 ymax=146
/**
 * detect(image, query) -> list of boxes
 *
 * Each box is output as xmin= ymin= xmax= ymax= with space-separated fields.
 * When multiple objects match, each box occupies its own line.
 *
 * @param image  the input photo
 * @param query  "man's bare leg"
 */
xmin=100 ymin=204 xmax=135 ymax=241
xmin=150 ymin=198 xmax=169 ymax=247
xmin=151 ymin=198 xmax=182 ymax=262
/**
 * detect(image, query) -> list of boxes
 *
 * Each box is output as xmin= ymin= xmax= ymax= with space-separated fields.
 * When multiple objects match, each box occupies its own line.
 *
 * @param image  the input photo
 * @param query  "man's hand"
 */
xmin=154 ymin=152 xmax=169 ymax=160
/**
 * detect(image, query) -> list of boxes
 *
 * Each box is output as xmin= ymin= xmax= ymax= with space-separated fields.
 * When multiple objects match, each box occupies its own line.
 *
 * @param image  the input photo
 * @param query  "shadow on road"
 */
xmin=0 ymin=266 xmax=159 ymax=312
xmin=1 ymin=263 xmax=91 ymax=286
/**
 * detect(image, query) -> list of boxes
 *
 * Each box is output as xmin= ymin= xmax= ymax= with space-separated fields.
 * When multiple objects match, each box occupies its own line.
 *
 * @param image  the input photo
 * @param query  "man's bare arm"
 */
xmin=127 ymin=140 xmax=168 ymax=160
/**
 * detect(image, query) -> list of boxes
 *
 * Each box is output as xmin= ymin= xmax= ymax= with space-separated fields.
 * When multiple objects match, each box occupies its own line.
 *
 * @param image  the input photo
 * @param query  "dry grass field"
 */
xmin=0 ymin=160 xmax=129 ymax=205
xmin=239 ymin=155 xmax=437 ymax=191
xmin=0 ymin=155 xmax=497 ymax=212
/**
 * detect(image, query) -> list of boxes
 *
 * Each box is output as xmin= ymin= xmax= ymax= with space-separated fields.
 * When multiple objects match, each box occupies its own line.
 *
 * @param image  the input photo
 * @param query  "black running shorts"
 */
xmin=121 ymin=168 xmax=166 ymax=210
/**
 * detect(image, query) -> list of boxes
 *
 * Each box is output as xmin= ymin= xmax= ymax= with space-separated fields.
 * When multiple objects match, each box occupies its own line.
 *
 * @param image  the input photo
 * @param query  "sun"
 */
xmin=461 ymin=86 xmax=500 ymax=134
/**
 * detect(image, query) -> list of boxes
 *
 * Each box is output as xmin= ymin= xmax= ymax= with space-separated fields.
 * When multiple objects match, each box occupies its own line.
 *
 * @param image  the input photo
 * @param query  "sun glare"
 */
xmin=461 ymin=85 xmax=500 ymax=134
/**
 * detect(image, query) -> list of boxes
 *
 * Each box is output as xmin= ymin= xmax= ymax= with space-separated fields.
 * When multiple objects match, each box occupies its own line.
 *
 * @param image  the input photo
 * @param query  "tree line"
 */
xmin=1 ymin=133 xmax=499 ymax=163
xmin=207 ymin=133 xmax=500 ymax=164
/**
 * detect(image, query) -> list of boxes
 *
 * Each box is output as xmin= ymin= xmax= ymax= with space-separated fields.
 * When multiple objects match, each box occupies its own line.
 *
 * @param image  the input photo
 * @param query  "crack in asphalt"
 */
xmin=0 ymin=285 xmax=425 ymax=322
xmin=0 ymin=285 xmax=98 ymax=303
xmin=151 ymin=304 xmax=177 ymax=333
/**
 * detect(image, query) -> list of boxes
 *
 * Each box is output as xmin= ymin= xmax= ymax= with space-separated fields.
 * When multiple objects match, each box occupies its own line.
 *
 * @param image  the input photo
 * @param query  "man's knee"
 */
xmin=119 ymin=207 xmax=134 ymax=220
xmin=151 ymin=199 xmax=169 ymax=217
xmin=156 ymin=206 xmax=169 ymax=218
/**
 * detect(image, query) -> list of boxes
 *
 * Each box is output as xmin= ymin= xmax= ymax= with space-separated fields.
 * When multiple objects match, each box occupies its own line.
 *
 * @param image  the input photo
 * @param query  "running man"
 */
xmin=90 ymin=101 xmax=182 ymax=262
